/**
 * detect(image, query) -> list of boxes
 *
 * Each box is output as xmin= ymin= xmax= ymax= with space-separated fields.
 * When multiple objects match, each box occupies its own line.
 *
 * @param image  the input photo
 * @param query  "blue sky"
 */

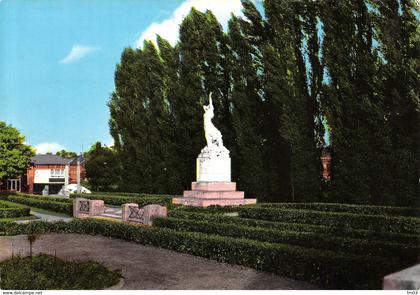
xmin=0 ymin=0 xmax=246 ymax=154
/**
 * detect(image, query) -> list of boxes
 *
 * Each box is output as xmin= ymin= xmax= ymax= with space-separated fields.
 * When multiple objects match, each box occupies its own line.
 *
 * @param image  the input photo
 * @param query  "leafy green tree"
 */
xmin=0 ymin=121 xmax=34 ymax=179
xmin=55 ymin=150 xmax=77 ymax=158
xmin=261 ymin=0 xmax=321 ymax=201
xmin=85 ymin=142 xmax=121 ymax=192
xmin=321 ymin=0 xmax=395 ymax=204
xmin=227 ymin=14 xmax=266 ymax=200
xmin=177 ymin=8 xmax=232 ymax=187
xmin=370 ymin=0 xmax=419 ymax=206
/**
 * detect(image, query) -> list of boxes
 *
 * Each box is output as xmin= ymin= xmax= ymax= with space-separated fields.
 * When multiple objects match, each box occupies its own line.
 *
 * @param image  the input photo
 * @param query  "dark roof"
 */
xmin=30 ymin=155 xmax=75 ymax=165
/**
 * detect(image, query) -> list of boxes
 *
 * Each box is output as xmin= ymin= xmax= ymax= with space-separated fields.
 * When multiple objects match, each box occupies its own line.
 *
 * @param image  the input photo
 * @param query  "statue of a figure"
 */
xmin=203 ymin=93 xmax=223 ymax=148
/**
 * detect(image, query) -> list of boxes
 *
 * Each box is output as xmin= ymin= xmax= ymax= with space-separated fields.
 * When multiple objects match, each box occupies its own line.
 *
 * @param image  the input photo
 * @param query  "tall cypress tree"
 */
xmin=109 ymin=48 xmax=148 ymax=192
xmin=178 ymin=8 xmax=232 ymax=187
xmin=371 ymin=0 xmax=419 ymax=206
xmin=321 ymin=0 xmax=395 ymax=204
xmin=228 ymin=14 xmax=266 ymax=200
xmin=262 ymin=0 xmax=321 ymax=201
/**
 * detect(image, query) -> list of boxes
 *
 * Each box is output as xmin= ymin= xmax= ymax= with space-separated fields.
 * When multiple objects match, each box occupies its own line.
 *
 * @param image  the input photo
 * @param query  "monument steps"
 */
xmin=173 ymin=197 xmax=256 ymax=207
xmin=183 ymin=190 xmax=245 ymax=199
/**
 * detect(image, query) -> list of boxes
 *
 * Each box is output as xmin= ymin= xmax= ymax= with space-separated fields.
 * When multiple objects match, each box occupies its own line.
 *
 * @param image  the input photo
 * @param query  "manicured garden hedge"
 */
xmin=0 ymin=200 xmax=30 ymax=219
xmin=0 ymin=254 xmax=121 ymax=290
xmin=260 ymin=202 xmax=420 ymax=217
xmin=70 ymin=193 xmax=172 ymax=207
xmin=0 ymin=218 xmax=402 ymax=289
xmin=4 ymin=195 xmax=72 ymax=215
xmin=1 ymin=192 xmax=72 ymax=203
xmin=153 ymin=217 xmax=419 ymax=262
xmin=92 ymin=191 xmax=178 ymax=198
xmin=238 ymin=207 xmax=420 ymax=234
xmin=169 ymin=210 xmax=420 ymax=245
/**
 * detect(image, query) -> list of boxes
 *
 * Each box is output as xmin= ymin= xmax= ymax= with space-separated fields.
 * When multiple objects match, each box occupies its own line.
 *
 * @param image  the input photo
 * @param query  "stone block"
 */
xmin=73 ymin=198 xmax=104 ymax=218
xmin=196 ymin=156 xmax=231 ymax=182
xmin=121 ymin=203 xmax=167 ymax=226
xmin=183 ymin=190 xmax=244 ymax=199
xmin=191 ymin=182 xmax=236 ymax=191
xmin=383 ymin=264 xmax=420 ymax=290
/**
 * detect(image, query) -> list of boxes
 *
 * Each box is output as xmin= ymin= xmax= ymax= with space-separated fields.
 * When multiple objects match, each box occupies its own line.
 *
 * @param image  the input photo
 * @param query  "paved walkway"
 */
xmin=15 ymin=210 xmax=73 ymax=224
xmin=0 ymin=234 xmax=317 ymax=290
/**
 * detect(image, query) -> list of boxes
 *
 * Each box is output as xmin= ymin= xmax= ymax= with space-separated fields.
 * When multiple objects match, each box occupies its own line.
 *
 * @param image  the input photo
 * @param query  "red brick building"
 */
xmin=1 ymin=154 xmax=86 ymax=195
xmin=320 ymin=147 xmax=332 ymax=180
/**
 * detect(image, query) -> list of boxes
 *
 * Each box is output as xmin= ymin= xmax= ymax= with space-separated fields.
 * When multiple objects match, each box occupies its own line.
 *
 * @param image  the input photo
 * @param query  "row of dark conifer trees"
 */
xmin=108 ymin=0 xmax=418 ymax=206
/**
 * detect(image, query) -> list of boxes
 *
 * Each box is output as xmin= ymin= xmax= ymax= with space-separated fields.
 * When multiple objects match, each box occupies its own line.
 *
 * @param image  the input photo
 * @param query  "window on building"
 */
xmin=50 ymin=169 xmax=65 ymax=178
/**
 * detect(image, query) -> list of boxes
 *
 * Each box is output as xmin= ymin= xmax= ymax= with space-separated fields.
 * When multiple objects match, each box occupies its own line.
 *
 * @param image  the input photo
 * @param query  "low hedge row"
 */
xmin=260 ymin=202 xmax=420 ymax=217
xmin=91 ymin=191 xmax=178 ymax=198
xmin=0 ymin=219 xmax=401 ymax=289
xmin=153 ymin=217 xmax=418 ymax=262
xmin=5 ymin=196 xmax=72 ymax=215
xmin=238 ymin=207 xmax=420 ymax=235
xmin=16 ymin=193 xmax=72 ymax=203
xmin=70 ymin=193 xmax=172 ymax=207
xmin=0 ymin=200 xmax=30 ymax=219
xmin=169 ymin=210 xmax=419 ymax=245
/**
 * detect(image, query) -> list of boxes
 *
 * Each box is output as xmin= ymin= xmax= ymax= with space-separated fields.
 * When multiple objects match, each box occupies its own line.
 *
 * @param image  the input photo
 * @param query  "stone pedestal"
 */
xmin=73 ymin=198 xmax=105 ymax=218
xmin=173 ymin=181 xmax=257 ymax=207
xmin=122 ymin=203 xmax=167 ymax=226
xmin=383 ymin=264 xmax=420 ymax=290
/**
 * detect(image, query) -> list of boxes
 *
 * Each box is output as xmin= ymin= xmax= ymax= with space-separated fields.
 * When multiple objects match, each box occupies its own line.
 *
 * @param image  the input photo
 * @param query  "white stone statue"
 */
xmin=197 ymin=93 xmax=230 ymax=182
xmin=200 ymin=93 xmax=229 ymax=157
xmin=203 ymin=93 xmax=223 ymax=149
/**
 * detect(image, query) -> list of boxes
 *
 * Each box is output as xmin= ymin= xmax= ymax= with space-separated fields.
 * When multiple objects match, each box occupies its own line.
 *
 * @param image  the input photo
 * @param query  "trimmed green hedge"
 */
xmin=0 ymin=254 xmax=121 ymax=290
xmin=1 ymin=192 xmax=72 ymax=203
xmin=238 ymin=207 xmax=420 ymax=234
xmin=169 ymin=210 xmax=419 ymax=245
xmin=70 ymin=193 xmax=172 ymax=207
xmin=5 ymin=196 xmax=72 ymax=215
xmin=0 ymin=219 xmax=402 ymax=289
xmin=260 ymin=202 xmax=420 ymax=217
xmin=90 ymin=191 xmax=178 ymax=198
xmin=154 ymin=217 xmax=418 ymax=262
xmin=0 ymin=200 xmax=30 ymax=219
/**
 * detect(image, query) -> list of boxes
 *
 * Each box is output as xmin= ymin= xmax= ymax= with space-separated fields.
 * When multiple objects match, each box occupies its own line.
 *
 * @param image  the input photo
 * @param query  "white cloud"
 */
xmin=59 ymin=45 xmax=100 ymax=64
xmin=34 ymin=143 xmax=66 ymax=154
xmin=135 ymin=0 xmax=244 ymax=47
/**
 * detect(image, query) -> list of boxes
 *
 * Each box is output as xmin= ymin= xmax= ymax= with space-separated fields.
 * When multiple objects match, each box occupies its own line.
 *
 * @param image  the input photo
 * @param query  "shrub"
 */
xmin=168 ymin=210 xmax=419 ymax=245
xmin=0 ymin=218 xmax=402 ymax=289
xmin=0 ymin=200 xmax=30 ymax=219
xmin=0 ymin=254 xmax=121 ymax=290
xmin=5 ymin=196 xmax=72 ymax=215
xmin=1 ymin=192 xmax=72 ymax=203
xmin=70 ymin=193 xmax=172 ymax=207
xmin=238 ymin=207 xmax=420 ymax=234
xmin=153 ymin=217 xmax=419 ymax=262
xmin=90 ymin=191 xmax=178 ymax=198
xmin=259 ymin=202 xmax=420 ymax=217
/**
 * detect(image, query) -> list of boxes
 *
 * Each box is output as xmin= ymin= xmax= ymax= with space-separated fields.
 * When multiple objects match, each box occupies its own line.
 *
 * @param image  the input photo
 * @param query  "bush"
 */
xmin=70 ymin=193 xmax=172 ymax=207
xmin=153 ymin=217 xmax=419 ymax=262
xmin=169 ymin=210 xmax=420 ymax=245
xmin=5 ymin=196 xmax=72 ymax=215
xmin=0 ymin=254 xmax=121 ymax=290
xmin=91 ymin=191 xmax=178 ymax=198
xmin=0 ymin=218 xmax=402 ymax=289
xmin=1 ymin=192 xmax=72 ymax=203
xmin=238 ymin=207 xmax=420 ymax=234
xmin=0 ymin=200 xmax=30 ymax=219
xmin=259 ymin=202 xmax=420 ymax=217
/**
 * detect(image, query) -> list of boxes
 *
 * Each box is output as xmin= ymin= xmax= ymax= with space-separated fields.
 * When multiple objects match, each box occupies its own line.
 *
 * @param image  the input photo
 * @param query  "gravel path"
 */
xmin=0 ymin=234 xmax=317 ymax=290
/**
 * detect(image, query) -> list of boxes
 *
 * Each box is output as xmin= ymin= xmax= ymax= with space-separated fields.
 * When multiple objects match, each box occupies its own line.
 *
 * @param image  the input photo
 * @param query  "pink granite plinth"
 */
xmin=122 ymin=203 xmax=167 ymax=226
xmin=73 ymin=198 xmax=105 ymax=218
xmin=173 ymin=181 xmax=257 ymax=207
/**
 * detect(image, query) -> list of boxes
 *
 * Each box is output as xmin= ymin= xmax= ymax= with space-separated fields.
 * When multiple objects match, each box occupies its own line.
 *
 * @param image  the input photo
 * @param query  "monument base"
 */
xmin=173 ymin=182 xmax=257 ymax=207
